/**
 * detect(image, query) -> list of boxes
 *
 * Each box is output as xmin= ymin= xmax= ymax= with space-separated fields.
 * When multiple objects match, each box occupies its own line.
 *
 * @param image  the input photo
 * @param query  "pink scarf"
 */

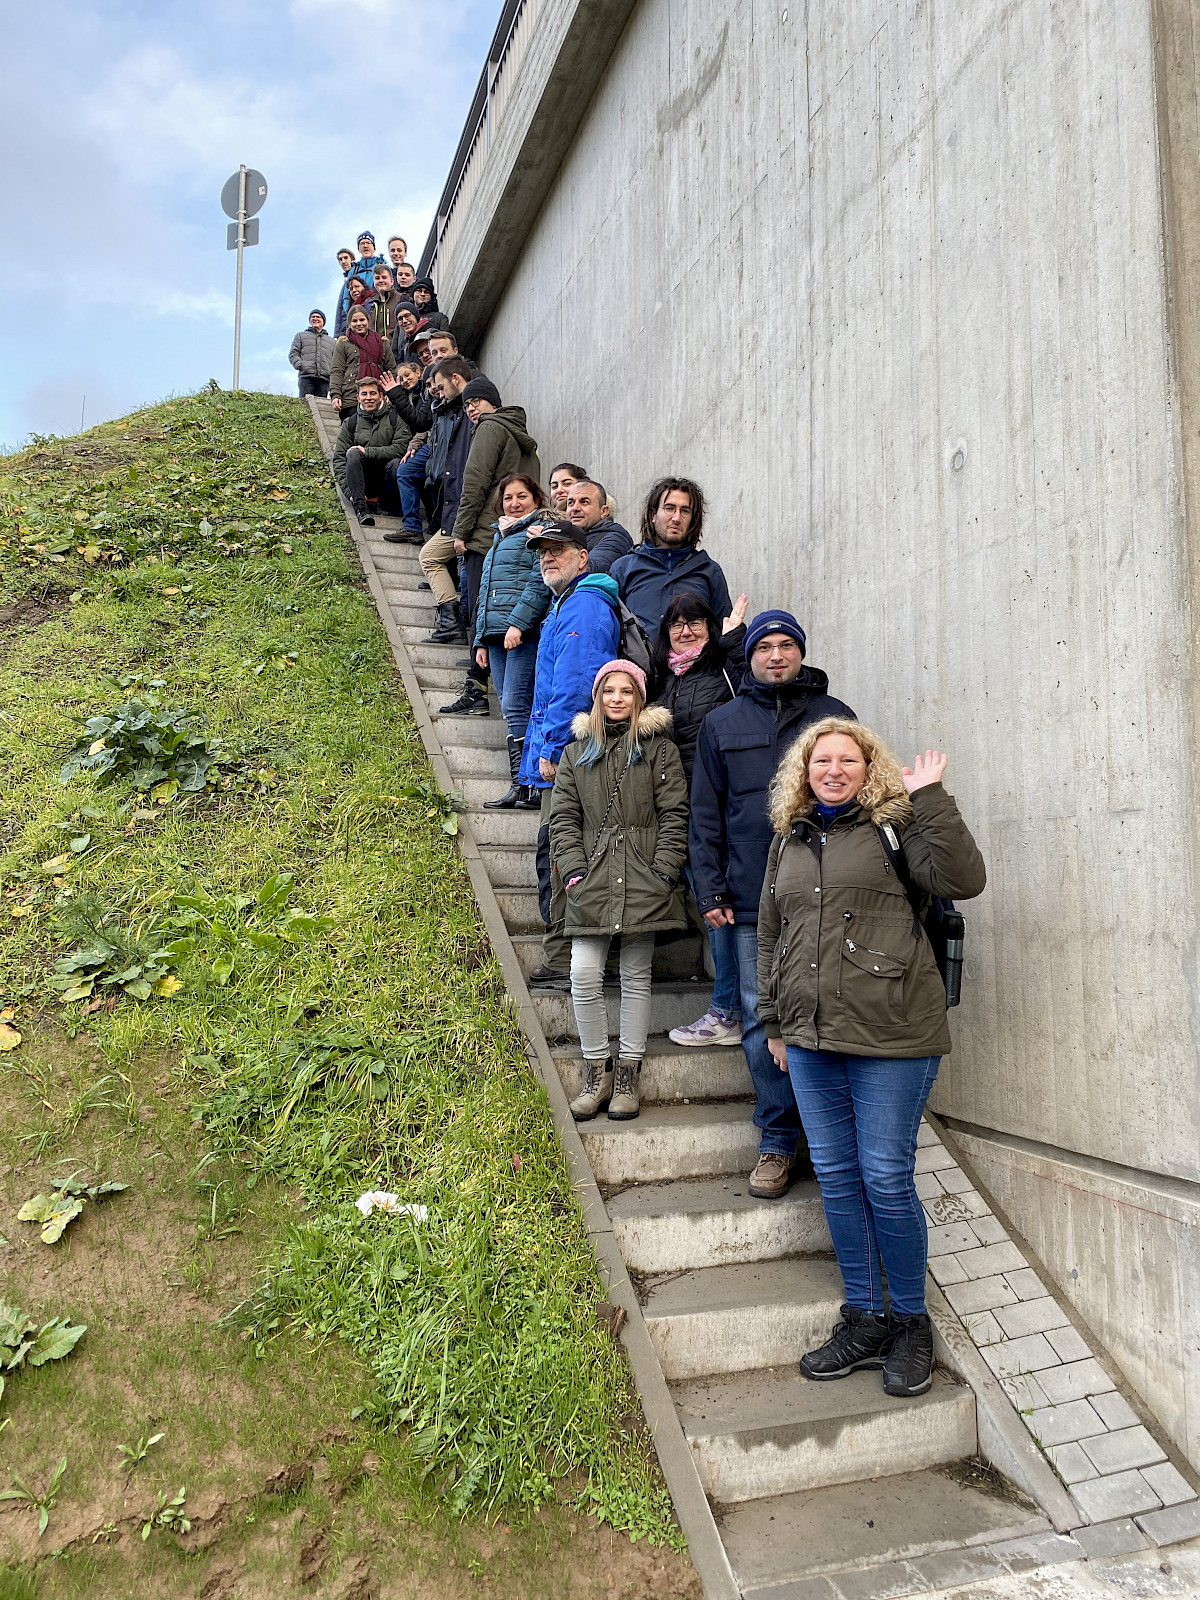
xmin=667 ymin=642 xmax=706 ymax=676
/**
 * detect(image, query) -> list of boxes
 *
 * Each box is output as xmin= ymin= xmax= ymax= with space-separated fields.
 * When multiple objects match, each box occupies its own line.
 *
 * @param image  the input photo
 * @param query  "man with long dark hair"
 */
xmin=609 ymin=477 xmax=733 ymax=638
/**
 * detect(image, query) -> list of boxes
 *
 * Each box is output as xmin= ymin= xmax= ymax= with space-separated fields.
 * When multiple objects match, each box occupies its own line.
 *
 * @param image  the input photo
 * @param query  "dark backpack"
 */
xmin=616 ymin=600 xmax=654 ymax=680
xmin=876 ymin=823 xmax=966 ymax=1008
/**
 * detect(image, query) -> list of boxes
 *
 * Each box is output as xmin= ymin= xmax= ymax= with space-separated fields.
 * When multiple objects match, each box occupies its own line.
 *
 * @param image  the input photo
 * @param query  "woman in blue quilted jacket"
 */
xmin=473 ymin=473 xmax=553 ymax=809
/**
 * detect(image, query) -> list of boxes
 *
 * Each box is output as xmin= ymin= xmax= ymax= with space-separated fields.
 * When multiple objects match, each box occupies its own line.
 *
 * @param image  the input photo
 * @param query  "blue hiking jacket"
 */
xmin=519 ymin=574 xmax=622 ymax=786
xmin=609 ymin=543 xmax=733 ymax=638
xmin=474 ymin=512 xmax=553 ymax=646
xmin=337 ymin=254 xmax=389 ymax=330
xmin=688 ymin=668 xmax=855 ymax=922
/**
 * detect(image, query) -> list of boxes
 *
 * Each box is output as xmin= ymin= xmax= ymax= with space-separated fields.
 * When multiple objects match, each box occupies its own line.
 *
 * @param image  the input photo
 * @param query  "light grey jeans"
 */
xmin=570 ymin=934 xmax=655 ymax=1061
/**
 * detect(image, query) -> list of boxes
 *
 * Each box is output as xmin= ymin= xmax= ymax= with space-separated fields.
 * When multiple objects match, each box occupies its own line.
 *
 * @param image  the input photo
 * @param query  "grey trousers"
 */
xmin=571 ymin=934 xmax=655 ymax=1061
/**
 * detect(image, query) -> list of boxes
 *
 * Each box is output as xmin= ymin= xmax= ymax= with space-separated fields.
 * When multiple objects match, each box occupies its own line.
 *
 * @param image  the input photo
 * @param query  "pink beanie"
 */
xmin=592 ymin=658 xmax=647 ymax=701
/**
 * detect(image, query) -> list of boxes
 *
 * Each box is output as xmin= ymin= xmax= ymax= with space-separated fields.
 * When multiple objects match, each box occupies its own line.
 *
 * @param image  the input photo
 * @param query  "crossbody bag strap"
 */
xmin=876 ymin=822 xmax=923 ymax=941
xmin=584 ymin=749 xmax=635 ymax=870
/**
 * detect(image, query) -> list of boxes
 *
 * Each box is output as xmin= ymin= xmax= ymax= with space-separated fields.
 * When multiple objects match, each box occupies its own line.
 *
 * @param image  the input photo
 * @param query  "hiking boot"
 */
xmin=748 ymin=1151 xmax=794 ymax=1199
xmin=882 ymin=1313 xmax=935 ymax=1397
xmin=425 ymin=602 xmax=466 ymax=645
xmin=800 ymin=1305 xmax=892 ymax=1381
xmin=440 ymin=678 xmax=489 ymax=717
xmin=607 ymin=1057 xmax=642 ymax=1120
xmin=484 ymin=735 xmax=525 ymax=808
xmin=528 ymin=965 xmax=571 ymax=991
xmin=514 ymin=785 xmax=541 ymax=809
xmin=669 ymin=1007 xmax=743 ymax=1047
xmin=570 ymin=1057 xmax=613 ymax=1121
xmin=351 ymin=498 xmax=374 ymax=527
xmin=383 ymin=526 xmax=423 ymax=544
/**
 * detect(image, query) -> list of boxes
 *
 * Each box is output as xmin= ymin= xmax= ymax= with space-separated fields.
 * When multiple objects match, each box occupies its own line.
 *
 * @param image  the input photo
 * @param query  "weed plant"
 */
xmin=0 ymin=392 xmax=678 ymax=1546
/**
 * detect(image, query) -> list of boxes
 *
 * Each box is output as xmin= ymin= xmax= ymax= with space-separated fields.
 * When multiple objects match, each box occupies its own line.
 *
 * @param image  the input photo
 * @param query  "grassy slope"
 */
xmin=0 ymin=393 xmax=695 ymax=1599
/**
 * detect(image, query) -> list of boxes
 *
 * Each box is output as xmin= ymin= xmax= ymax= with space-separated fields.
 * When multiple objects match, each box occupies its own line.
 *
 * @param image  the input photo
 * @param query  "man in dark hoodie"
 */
xmin=563 ymin=479 xmax=634 ymax=573
xmin=610 ymin=477 xmax=732 ymax=639
xmin=437 ymin=376 xmax=541 ymax=716
xmin=689 ymin=610 xmax=855 ymax=1201
xmin=411 ymin=277 xmax=451 ymax=333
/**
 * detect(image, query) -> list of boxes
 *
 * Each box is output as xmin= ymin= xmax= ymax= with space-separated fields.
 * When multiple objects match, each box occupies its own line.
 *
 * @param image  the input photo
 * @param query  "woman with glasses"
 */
xmin=651 ymin=589 xmax=749 ymax=1048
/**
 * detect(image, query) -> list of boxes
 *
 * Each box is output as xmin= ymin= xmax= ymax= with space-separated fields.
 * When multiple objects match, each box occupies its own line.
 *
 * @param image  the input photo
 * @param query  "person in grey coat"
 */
xmin=289 ymin=311 xmax=333 ymax=398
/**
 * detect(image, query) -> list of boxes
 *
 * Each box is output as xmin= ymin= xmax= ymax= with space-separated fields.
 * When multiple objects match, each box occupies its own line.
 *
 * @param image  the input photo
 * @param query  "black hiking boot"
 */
xmin=528 ymin=965 xmax=571 ymax=991
xmin=425 ymin=602 xmax=466 ymax=645
xmin=440 ymin=678 xmax=489 ymax=717
xmin=882 ymin=1313 xmax=935 ymax=1397
xmin=799 ymin=1305 xmax=891 ymax=1381
xmin=351 ymin=498 xmax=374 ymax=527
xmin=383 ymin=526 xmax=423 ymax=544
xmin=484 ymin=736 xmax=525 ymax=808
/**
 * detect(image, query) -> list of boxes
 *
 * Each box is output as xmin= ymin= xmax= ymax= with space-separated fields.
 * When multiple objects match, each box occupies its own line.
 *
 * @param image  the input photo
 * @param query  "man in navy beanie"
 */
xmin=688 ymin=609 xmax=854 ymax=1198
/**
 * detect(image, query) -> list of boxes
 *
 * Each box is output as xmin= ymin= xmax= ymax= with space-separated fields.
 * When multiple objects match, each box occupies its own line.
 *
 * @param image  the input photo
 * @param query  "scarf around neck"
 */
xmin=667 ymin=641 xmax=706 ymax=676
xmin=347 ymin=323 xmax=384 ymax=377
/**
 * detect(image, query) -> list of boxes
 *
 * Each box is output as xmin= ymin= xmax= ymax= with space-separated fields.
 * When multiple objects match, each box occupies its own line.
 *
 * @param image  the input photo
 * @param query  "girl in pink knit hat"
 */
xmin=547 ymin=661 xmax=690 ymax=1120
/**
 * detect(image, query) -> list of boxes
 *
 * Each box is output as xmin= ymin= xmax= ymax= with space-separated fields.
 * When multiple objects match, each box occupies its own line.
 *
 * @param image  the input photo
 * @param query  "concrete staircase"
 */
xmin=310 ymin=400 xmax=1062 ymax=1597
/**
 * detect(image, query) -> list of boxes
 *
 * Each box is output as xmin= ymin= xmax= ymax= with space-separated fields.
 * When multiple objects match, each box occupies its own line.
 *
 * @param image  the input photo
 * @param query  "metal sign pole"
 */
xmin=233 ymin=164 xmax=247 ymax=390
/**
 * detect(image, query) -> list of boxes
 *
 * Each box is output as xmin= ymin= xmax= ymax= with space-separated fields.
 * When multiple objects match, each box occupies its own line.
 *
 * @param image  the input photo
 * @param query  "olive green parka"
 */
xmin=548 ymin=707 xmax=690 ymax=939
xmin=450 ymin=406 xmax=541 ymax=556
xmin=757 ymin=783 xmax=986 ymax=1058
xmin=328 ymin=334 xmax=397 ymax=410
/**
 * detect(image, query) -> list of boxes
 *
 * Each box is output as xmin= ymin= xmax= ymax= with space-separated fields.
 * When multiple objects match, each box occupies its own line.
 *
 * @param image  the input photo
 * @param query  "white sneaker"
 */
xmin=669 ymin=1008 xmax=744 ymax=1047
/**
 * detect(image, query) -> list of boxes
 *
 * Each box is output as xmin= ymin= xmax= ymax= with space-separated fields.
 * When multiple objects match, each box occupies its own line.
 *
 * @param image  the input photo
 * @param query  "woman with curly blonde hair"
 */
xmin=757 ymin=717 xmax=986 ymax=1398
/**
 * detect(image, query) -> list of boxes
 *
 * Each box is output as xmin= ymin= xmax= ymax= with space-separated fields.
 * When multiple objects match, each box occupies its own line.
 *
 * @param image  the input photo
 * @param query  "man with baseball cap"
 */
xmin=519 ymin=518 xmax=623 ymax=988
xmin=689 ymin=609 xmax=855 ymax=1196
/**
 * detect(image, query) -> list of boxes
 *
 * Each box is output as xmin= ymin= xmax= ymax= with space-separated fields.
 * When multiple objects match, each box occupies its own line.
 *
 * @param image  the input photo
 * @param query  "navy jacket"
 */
xmin=519 ymin=574 xmax=622 ymax=787
xmin=585 ymin=517 xmax=634 ymax=574
xmin=609 ymin=543 xmax=733 ymax=638
xmin=474 ymin=512 xmax=553 ymax=645
xmin=688 ymin=668 xmax=855 ymax=922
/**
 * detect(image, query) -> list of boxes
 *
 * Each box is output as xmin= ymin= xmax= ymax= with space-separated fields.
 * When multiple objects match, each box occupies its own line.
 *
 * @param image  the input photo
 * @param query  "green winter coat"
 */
xmin=328 ymin=334 xmax=397 ymax=410
xmin=757 ymin=784 xmax=986 ymax=1058
xmin=451 ymin=406 xmax=541 ymax=555
xmin=332 ymin=404 xmax=411 ymax=495
xmin=548 ymin=707 xmax=690 ymax=939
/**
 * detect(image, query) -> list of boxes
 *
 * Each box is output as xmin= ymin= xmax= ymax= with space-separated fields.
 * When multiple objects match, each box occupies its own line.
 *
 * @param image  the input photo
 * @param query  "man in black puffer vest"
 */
xmin=690 ymin=610 xmax=854 ymax=1201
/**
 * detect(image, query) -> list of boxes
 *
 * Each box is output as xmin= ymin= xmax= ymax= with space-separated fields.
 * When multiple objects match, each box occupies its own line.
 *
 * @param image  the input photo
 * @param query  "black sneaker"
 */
xmin=528 ymin=965 xmax=571 ymax=991
xmin=882 ymin=1313 xmax=934 ymax=1397
xmin=799 ymin=1305 xmax=891 ymax=1381
xmin=439 ymin=681 xmax=489 ymax=717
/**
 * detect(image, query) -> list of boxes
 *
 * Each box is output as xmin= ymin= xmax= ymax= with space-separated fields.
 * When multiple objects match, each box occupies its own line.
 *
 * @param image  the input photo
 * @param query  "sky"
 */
xmin=0 ymin=0 xmax=500 ymax=450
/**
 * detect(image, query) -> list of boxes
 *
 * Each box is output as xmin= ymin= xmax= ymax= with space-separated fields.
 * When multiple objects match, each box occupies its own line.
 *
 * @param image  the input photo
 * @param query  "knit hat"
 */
xmin=357 ymin=231 xmax=376 ymax=247
xmin=309 ymin=309 xmax=326 ymax=325
xmin=593 ymin=659 xmax=647 ymax=702
xmin=526 ymin=517 xmax=586 ymax=551
xmin=394 ymin=299 xmax=419 ymax=318
xmin=743 ymin=609 xmax=807 ymax=663
xmin=461 ymin=376 xmax=502 ymax=409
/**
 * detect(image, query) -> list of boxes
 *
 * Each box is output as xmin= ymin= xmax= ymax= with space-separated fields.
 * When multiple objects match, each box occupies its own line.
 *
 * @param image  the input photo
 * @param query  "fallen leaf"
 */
xmin=40 ymin=854 xmax=71 ymax=872
xmin=0 ymin=1005 xmax=13 ymax=1020
xmin=268 ymin=489 xmax=289 ymax=500
xmin=87 ymin=738 xmax=107 ymax=756
xmin=0 ymin=1024 xmax=22 ymax=1051
xmin=152 ymin=975 xmax=183 ymax=998
xmin=161 ymin=587 xmax=180 ymax=595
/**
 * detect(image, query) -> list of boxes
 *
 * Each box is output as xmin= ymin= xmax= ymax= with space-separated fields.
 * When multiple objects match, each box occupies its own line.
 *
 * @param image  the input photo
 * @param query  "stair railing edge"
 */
xmin=306 ymin=397 xmax=741 ymax=1600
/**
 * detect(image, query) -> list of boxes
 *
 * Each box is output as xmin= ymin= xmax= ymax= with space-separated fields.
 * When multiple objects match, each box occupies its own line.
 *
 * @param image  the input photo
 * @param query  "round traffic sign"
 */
xmin=221 ymin=169 xmax=268 ymax=220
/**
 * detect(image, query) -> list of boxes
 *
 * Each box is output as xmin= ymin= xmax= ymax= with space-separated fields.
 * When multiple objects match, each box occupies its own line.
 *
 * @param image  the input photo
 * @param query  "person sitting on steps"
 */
xmin=331 ymin=376 xmax=410 ymax=526
xmin=760 ymin=719 xmax=985 ymax=1398
xmin=550 ymin=661 xmax=689 ymax=1122
xmin=472 ymin=473 xmax=553 ymax=809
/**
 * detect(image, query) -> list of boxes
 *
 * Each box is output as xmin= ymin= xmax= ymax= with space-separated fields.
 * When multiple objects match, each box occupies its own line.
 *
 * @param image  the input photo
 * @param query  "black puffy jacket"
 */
xmin=652 ymin=626 xmax=746 ymax=784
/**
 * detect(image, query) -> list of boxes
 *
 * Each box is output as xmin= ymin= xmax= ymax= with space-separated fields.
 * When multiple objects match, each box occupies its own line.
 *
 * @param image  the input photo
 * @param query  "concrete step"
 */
xmin=389 ymin=601 xmax=441 ymax=628
xmin=480 ymin=847 xmax=538 ymax=889
xmin=554 ymin=1040 xmax=753 ymax=1105
xmin=442 ymin=742 xmax=510 ymax=778
xmin=494 ymin=888 xmax=543 ymax=932
xmin=459 ymin=774 xmax=533 ymax=810
xmin=404 ymin=642 xmax=480 ymax=671
xmin=424 ymin=690 xmax=500 ymax=722
xmin=402 ymin=624 xmax=466 ymax=649
xmin=512 ymin=932 xmax=706 ymax=986
xmin=414 ymin=665 xmax=473 ymax=691
xmin=719 ymin=1469 xmax=1047 ymax=1596
xmin=674 ymin=1366 xmax=976 ymax=1503
xmin=421 ymin=715 xmax=507 ymax=748
xmin=608 ymin=1175 xmax=830 ymax=1273
xmin=576 ymin=1101 xmax=759 ymax=1185
xmin=642 ymin=1259 xmax=845 ymax=1381
xmin=533 ymin=981 xmax=712 ymax=1041
xmin=469 ymin=810 xmax=539 ymax=847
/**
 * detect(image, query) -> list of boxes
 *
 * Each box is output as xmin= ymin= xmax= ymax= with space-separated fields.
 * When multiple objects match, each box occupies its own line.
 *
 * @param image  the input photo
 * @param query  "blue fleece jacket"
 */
xmin=519 ymin=573 xmax=621 ymax=786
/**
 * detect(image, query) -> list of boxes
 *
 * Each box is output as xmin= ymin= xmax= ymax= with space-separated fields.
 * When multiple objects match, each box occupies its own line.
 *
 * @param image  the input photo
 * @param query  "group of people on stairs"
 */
xmin=300 ymin=243 xmax=989 ymax=1402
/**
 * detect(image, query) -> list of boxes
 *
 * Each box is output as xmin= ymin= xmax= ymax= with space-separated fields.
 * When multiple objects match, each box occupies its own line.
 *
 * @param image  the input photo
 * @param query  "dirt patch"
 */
xmin=0 ymin=590 xmax=73 ymax=637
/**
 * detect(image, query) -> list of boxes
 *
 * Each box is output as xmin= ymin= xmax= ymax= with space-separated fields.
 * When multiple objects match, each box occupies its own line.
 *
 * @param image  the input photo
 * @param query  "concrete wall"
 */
xmin=471 ymin=0 xmax=1200 ymax=1465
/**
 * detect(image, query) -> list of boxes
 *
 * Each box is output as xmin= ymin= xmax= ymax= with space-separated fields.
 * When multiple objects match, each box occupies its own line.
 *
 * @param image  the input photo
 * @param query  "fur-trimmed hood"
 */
xmin=790 ymin=789 xmax=914 ymax=835
xmin=570 ymin=704 xmax=674 ymax=741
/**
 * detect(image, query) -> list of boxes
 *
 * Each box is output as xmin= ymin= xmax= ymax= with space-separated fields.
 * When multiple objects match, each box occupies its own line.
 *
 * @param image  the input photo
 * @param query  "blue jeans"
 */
xmin=487 ymin=636 xmax=540 ymax=743
xmin=388 ymin=444 xmax=429 ymax=530
xmin=732 ymin=923 xmax=804 ymax=1158
xmin=786 ymin=1048 xmax=939 ymax=1319
xmin=681 ymin=864 xmax=741 ymax=1019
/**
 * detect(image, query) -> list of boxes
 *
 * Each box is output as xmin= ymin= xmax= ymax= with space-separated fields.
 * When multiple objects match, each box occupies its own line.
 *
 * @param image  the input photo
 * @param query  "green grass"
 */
xmin=0 ymin=391 xmax=679 ymax=1564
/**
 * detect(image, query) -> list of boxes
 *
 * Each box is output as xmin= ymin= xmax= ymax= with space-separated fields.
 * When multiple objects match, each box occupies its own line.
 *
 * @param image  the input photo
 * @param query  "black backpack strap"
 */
xmin=876 ymin=823 xmax=923 ymax=942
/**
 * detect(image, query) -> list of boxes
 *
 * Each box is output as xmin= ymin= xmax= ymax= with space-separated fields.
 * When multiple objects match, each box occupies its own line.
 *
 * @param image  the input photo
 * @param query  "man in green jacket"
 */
xmin=333 ymin=377 xmax=411 ymax=526
xmin=439 ymin=377 xmax=542 ymax=717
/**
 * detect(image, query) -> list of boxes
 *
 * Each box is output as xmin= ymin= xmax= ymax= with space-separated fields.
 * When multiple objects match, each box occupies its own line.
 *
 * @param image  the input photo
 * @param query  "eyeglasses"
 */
xmin=668 ymin=619 xmax=705 ymax=635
